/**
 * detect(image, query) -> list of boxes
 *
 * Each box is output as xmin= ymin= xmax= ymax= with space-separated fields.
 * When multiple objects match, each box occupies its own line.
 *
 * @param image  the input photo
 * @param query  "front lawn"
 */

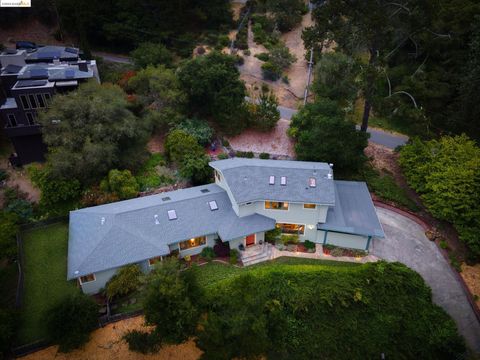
xmin=18 ymin=223 xmax=80 ymax=345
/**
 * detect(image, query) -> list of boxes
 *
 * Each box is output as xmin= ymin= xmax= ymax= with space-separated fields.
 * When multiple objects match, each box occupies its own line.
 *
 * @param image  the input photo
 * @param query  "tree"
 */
xmin=0 ymin=212 xmax=19 ymax=260
xmin=164 ymin=129 xmax=204 ymax=165
xmin=45 ymin=293 xmax=98 ymax=352
xmin=313 ymin=52 xmax=360 ymax=104
xmin=143 ymin=258 xmax=201 ymax=343
xmin=38 ymin=82 xmax=151 ymax=185
xmin=101 ymin=169 xmax=139 ymax=200
xmin=256 ymin=0 xmax=306 ymax=32
xmin=130 ymin=42 xmax=174 ymax=69
xmin=178 ymin=52 xmax=248 ymax=135
xmin=399 ymin=135 xmax=480 ymax=258
xmin=179 ymin=154 xmax=212 ymax=185
xmin=175 ymin=118 xmax=214 ymax=146
xmin=268 ymin=42 xmax=296 ymax=70
xmin=249 ymin=89 xmax=280 ymax=131
xmin=289 ymin=99 xmax=369 ymax=175
xmin=105 ymin=265 xmax=142 ymax=300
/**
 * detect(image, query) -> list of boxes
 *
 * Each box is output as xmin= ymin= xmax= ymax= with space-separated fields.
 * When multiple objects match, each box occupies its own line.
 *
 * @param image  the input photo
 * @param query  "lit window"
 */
xmin=269 ymin=175 xmax=275 ymax=185
xmin=309 ymin=178 xmax=316 ymax=187
xmin=280 ymin=176 xmax=287 ymax=186
xmin=167 ymin=209 xmax=177 ymax=220
xmin=276 ymin=223 xmax=305 ymax=235
xmin=209 ymin=200 xmax=218 ymax=211
xmin=179 ymin=236 xmax=206 ymax=250
xmin=79 ymin=273 xmax=95 ymax=284
xmin=304 ymin=203 xmax=316 ymax=209
xmin=148 ymin=256 xmax=163 ymax=266
xmin=265 ymin=201 xmax=289 ymax=210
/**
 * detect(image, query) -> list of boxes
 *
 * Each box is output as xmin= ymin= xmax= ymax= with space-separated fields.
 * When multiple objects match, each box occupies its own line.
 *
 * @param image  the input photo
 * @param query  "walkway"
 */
xmin=372 ymin=207 xmax=480 ymax=354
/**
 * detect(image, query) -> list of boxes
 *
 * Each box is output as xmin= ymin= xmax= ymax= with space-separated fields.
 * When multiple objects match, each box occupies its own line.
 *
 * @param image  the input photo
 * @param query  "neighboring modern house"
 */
xmin=0 ymin=45 xmax=99 ymax=165
xmin=68 ymin=158 xmax=385 ymax=294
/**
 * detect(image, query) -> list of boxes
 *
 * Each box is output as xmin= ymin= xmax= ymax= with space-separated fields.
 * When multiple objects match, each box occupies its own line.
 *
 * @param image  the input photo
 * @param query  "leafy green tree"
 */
xmin=179 ymin=154 xmax=212 ymax=185
xmin=257 ymin=0 xmax=306 ymax=32
xmin=249 ymin=90 xmax=280 ymax=131
xmin=178 ymin=52 xmax=248 ymax=135
xmin=261 ymin=61 xmax=282 ymax=81
xmin=101 ymin=169 xmax=139 ymax=200
xmin=4 ymin=199 xmax=33 ymax=222
xmin=268 ymin=42 xmax=296 ymax=70
xmin=313 ymin=52 xmax=360 ymax=103
xmin=164 ymin=129 xmax=204 ymax=165
xmin=289 ymin=99 xmax=369 ymax=175
xmin=175 ymin=118 xmax=214 ymax=146
xmin=0 ymin=212 xmax=19 ymax=260
xmin=105 ymin=264 xmax=142 ymax=300
xmin=399 ymin=135 xmax=480 ymax=257
xmin=45 ymin=293 xmax=98 ymax=352
xmin=144 ymin=258 xmax=201 ymax=343
xmin=130 ymin=42 xmax=174 ymax=68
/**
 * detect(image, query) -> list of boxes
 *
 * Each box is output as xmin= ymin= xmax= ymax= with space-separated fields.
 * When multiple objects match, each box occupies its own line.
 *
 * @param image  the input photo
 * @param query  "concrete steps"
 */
xmin=241 ymin=244 xmax=273 ymax=266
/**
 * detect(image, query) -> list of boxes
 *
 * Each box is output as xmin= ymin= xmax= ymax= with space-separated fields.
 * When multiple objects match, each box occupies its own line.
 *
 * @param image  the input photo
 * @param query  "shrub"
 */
xmin=449 ymin=253 xmax=462 ymax=272
xmin=330 ymin=247 xmax=344 ymax=257
xmin=303 ymin=240 xmax=316 ymax=250
xmin=261 ymin=62 xmax=281 ymax=81
xmin=214 ymin=239 xmax=231 ymax=257
xmin=280 ymin=234 xmax=299 ymax=245
xmin=439 ymin=240 xmax=448 ymax=250
xmin=105 ymin=265 xmax=142 ymax=300
xmin=323 ymin=244 xmax=335 ymax=250
xmin=265 ymin=227 xmax=281 ymax=243
xmin=255 ymin=52 xmax=270 ymax=62
xmin=243 ymin=49 xmax=251 ymax=56
xmin=259 ymin=152 xmax=270 ymax=159
xmin=230 ymin=249 xmax=239 ymax=265
xmin=176 ymin=118 xmax=214 ymax=146
xmin=165 ymin=129 xmax=204 ymax=164
xmin=217 ymin=153 xmax=229 ymax=160
xmin=222 ymin=139 xmax=230 ymax=147
xmin=200 ymin=247 xmax=216 ymax=262
xmin=249 ymin=90 xmax=280 ymax=131
xmin=135 ymin=153 xmax=175 ymax=192
xmin=235 ymin=55 xmax=245 ymax=66
xmin=5 ymin=199 xmax=33 ymax=222
xmin=235 ymin=151 xmax=254 ymax=158
xmin=130 ymin=42 xmax=173 ymax=68
xmin=46 ymin=293 xmax=98 ymax=352
xmin=102 ymin=169 xmax=139 ymax=200
xmin=245 ymin=151 xmax=254 ymax=158
xmin=81 ymin=186 xmax=120 ymax=207
xmin=123 ymin=330 xmax=161 ymax=354
xmin=0 ymin=211 xmax=19 ymax=260
xmin=216 ymin=35 xmax=230 ymax=49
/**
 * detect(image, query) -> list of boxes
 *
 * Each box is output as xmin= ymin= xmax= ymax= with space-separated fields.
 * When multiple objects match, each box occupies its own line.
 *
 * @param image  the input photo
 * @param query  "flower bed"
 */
xmin=322 ymin=244 xmax=367 ymax=257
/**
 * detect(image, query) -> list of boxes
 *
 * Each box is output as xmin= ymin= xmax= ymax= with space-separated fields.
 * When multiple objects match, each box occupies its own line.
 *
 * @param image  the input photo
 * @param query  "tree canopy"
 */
xmin=130 ymin=42 xmax=174 ymax=69
xmin=38 ymin=82 xmax=151 ymax=185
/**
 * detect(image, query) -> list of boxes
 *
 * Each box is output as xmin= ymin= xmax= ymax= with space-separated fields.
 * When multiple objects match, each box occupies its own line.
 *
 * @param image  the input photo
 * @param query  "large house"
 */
xmin=0 ymin=45 xmax=99 ymax=165
xmin=68 ymin=158 xmax=385 ymax=294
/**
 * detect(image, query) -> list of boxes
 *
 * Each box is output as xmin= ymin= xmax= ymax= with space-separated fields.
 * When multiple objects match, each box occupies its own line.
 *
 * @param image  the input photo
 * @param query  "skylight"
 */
xmin=309 ymin=178 xmax=316 ymax=187
xmin=162 ymin=196 xmax=171 ymax=201
xmin=209 ymin=200 xmax=218 ymax=211
xmin=280 ymin=176 xmax=287 ymax=186
xmin=167 ymin=209 xmax=177 ymax=220
xmin=269 ymin=175 xmax=275 ymax=185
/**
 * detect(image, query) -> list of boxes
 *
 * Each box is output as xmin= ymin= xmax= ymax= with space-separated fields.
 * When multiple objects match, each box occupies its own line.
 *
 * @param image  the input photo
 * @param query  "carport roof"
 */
xmin=317 ymin=181 xmax=385 ymax=238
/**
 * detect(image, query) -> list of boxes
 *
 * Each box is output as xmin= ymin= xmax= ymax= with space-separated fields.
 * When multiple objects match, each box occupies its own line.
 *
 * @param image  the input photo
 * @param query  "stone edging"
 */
xmin=374 ymin=200 xmax=480 ymax=325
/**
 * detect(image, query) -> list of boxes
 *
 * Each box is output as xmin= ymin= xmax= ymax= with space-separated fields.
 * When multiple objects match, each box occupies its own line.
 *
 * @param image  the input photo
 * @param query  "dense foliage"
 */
xmin=105 ymin=265 xmax=142 ymax=300
xmin=45 ymin=293 xmax=98 ymax=352
xmin=196 ymin=261 xmax=464 ymax=359
xmin=0 ymin=212 xmax=19 ymax=260
xmin=399 ymin=135 xmax=480 ymax=258
xmin=100 ymin=169 xmax=139 ymax=200
xmin=249 ymin=90 xmax=280 ymax=131
xmin=130 ymin=42 xmax=174 ymax=69
xmin=176 ymin=119 xmax=214 ymax=146
xmin=255 ymin=0 xmax=306 ymax=32
xmin=289 ymin=100 xmax=369 ymax=175
xmin=38 ymin=82 xmax=151 ymax=185
xmin=178 ymin=52 xmax=248 ymax=135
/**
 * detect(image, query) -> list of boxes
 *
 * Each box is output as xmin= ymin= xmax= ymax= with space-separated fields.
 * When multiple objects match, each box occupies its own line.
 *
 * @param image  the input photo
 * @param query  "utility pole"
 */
xmin=303 ymin=47 xmax=314 ymax=105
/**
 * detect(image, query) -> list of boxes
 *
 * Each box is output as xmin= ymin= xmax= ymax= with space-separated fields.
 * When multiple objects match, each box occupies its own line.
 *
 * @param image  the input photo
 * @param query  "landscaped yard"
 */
xmin=18 ymin=223 xmax=79 ymax=345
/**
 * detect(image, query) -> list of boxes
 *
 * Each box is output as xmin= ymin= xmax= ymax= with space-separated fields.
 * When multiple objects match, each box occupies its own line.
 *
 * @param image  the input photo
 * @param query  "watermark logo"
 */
xmin=1 ymin=0 xmax=31 ymax=7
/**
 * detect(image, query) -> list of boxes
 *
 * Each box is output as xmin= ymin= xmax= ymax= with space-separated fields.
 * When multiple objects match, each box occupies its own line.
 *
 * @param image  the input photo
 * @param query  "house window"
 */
xmin=7 ymin=114 xmax=17 ymax=127
xmin=20 ymin=95 xmax=29 ymax=109
xmin=36 ymin=94 xmax=46 ymax=108
xmin=28 ymin=94 xmax=38 ymax=109
xmin=304 ymin=203 xmax=316 ymax=209
xmin=265 ymin=201 xmax=289 ymax=210
xmin=179 ymin=236 xmax=206 ymax=250
xmin=276 ymin=223 xmax=305 ymax=235
xmin=79 ymin=273 xmax=95 ymax=284
xmin=148 ymin=256 xmax=163 ymax=266
xmin=26 ymin=112 xmax=35 ymax=125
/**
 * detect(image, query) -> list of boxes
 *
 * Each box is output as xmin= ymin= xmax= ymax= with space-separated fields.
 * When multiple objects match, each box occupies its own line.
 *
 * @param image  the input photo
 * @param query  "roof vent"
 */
xmin=269 ymin=175 xmax=275 ymax=185
xmin=154 ymin=214 xmax=160 ymax=225
xmin=309 ymin=178 xmax=316 ymax=188
xmin=280 ymin=176 xmax=287 ymax=186
xmin=201 ymin=189 xmax=210 ymax=193
xmin=101 ymin=217 xmax=105 ymax=225
xmin=162 ymin=196 xmax=171 ymax=201
xmin=167 ymin=209 xmax=177 ymax=220
xmin=329 ymin=163 xmax=334 ymax=168
xmin=327 ymin=173 xmax=333 ymax=180
xmin=209 ymin=200 xmax=218 ymax=211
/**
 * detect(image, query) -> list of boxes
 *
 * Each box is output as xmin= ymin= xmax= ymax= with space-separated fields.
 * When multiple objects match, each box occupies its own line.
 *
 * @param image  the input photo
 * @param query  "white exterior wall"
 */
xmin=325 ymin=231 xmax=369 ymax=250
xmin=79 ymin=268 xmax=117 ymax=295
xmin=228 ymin=231 xmax=265 ymax=251
xmin=214 ymin=170 xmax=239 ymax=214
xmin=168 ymin=233 xmax=218 ymax=258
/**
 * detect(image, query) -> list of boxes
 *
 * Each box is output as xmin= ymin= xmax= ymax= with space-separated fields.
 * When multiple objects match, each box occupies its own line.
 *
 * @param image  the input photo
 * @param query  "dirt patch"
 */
xmin=0 ymin=159 xmax=40 ymax=204
xmin=461 ymin=263 xmax=480 ymax=307
xmin=226 ymin=119 xmax=294 ymax=157
xmin=0 ymin=19 xmax=72 ymax=48
xmin=231 ymin=2 xmax=244 ymax=21
xmin=147 ymin=132 xmax=166 ymax=154
xmin=22 ymin=316 xmax=202 ymax=360
xmin=364 ymin=143 xmax=399 ymax=175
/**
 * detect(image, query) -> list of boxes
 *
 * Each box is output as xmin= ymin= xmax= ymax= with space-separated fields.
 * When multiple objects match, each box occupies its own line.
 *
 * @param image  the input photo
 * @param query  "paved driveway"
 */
xmin=372 ymin=207 xmax=480 ymax=354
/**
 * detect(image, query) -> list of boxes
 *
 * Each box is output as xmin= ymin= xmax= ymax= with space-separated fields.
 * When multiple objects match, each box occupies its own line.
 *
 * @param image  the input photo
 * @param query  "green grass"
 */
xmin=18 ymin=223 xmax=80 ymax=345
xmin=194 ymin=257 xmax=360 ymax=289
xmin=135 ymin=153 xmax=175 ymax=192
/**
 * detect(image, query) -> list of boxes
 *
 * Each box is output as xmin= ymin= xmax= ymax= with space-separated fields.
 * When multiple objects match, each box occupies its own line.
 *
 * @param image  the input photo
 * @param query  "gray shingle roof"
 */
xmin=210 ymin=158 xmax=335 ymax=205
xmin=68 ymin=184 xmax=275 ymax=279
xmin=317 ymin=181 xmax=385 ymax=238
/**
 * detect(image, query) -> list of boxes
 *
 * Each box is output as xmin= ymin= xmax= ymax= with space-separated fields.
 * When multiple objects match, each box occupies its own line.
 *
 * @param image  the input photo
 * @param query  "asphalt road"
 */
xmin=278 ymin=105 xmax=408 ymax=149
xmin=92 ymin=51 xmax=133 ymax=64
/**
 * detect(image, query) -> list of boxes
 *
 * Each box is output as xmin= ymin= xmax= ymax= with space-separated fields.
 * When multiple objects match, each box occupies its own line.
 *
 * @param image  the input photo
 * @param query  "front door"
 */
xmin=245 ymin=234 xmax=255 ymax=246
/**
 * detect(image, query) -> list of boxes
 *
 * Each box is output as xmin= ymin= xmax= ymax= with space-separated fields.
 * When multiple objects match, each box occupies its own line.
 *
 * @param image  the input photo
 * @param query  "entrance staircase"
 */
xmin=240 ymin=243 xmax=273 ymax=266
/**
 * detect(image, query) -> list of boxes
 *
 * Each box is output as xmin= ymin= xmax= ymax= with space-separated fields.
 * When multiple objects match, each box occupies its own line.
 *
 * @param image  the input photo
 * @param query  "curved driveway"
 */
xmin=372 ymin=207 xmax=480 ymax=354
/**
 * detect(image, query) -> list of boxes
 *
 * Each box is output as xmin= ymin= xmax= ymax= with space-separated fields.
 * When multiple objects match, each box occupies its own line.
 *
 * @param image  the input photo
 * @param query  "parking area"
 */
xmin=372 ymin=207 xmax=480 ymax=354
